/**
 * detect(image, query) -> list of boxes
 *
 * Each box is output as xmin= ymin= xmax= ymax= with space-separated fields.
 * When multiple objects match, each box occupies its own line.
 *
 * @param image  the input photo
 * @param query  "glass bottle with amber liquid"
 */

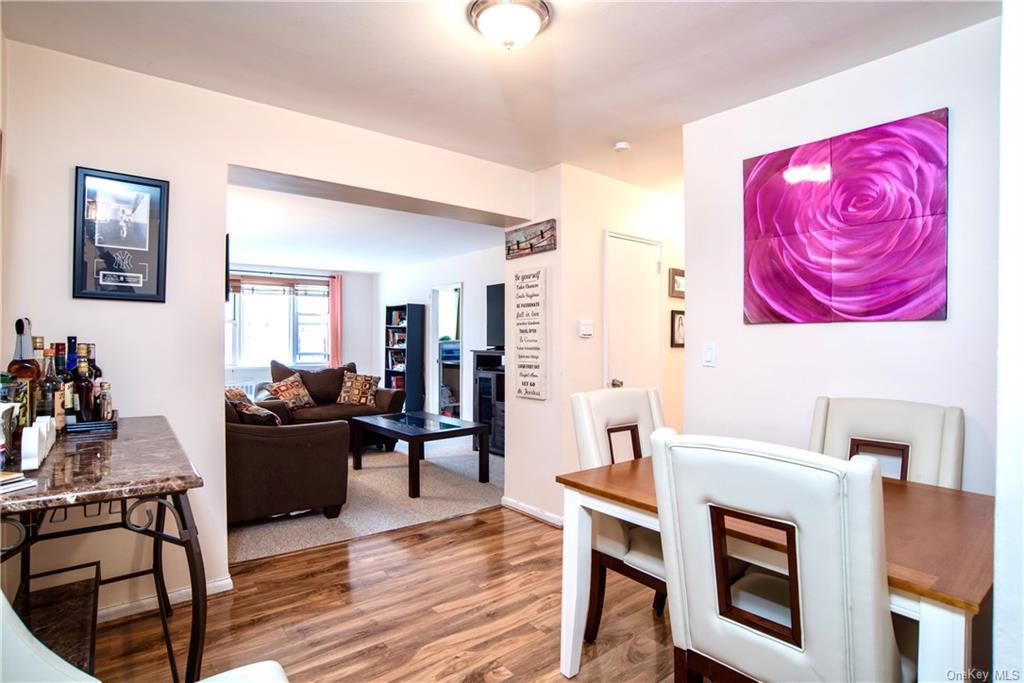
xmin=54 ymin=343 xmax=76 ymax=416
xmin=37 ymin=348 xmax=66 ymax=430
xmin=87 ymin=343 xmax=102 ymax=379
xmin=74 ymin=346 xmax=96 ymax=423
xmin=7 ymin=319 xmax=41 ymax=381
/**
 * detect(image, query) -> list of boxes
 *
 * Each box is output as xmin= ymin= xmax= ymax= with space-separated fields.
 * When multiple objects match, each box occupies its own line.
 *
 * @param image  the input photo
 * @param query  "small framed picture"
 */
xmin=506 ymin=219 xmax=557 ymax=260
xmin=73 ymin=167 xmax=169 ymax=302
xmin=671 ymin=310 xmax=686 ymax=348
xmin=668 ymin=268 xmax=686 ymax=299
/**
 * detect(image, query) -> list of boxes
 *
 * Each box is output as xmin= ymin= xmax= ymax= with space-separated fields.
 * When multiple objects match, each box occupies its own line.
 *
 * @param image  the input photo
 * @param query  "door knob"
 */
xmin=610 ymin=379 xmax=624 ymax=388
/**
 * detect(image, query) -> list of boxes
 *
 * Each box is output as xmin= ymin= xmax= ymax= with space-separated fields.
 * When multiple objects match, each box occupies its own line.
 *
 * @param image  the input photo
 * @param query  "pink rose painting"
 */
xmin=743 ymin=109 xmax=948 ymax=324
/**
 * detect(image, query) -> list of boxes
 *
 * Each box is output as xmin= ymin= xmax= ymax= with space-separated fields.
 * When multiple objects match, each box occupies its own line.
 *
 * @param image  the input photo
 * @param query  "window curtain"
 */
xmin=329 ymin=274 xmax=343 ymax=367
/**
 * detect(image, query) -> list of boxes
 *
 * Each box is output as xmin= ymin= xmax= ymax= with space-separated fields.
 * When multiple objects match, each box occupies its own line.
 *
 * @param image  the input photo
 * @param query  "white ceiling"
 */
xmin=226 ymin=185 xmax=504 ymax=273
xmin=3 ymin=1 xmax=999 ymax=193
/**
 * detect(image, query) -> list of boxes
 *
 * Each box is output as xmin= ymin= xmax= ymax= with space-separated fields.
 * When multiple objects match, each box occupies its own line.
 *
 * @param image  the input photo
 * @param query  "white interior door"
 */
xmin=604 ymin=233 xmax=663 ymax=389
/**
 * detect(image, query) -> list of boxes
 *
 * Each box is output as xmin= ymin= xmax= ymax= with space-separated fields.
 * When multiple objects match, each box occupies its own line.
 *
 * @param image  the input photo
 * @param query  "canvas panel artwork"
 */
xmin=742 ymin=108 xmax=948 ymax=324
xmin=506 ymin=219 xmax=557 ymax=260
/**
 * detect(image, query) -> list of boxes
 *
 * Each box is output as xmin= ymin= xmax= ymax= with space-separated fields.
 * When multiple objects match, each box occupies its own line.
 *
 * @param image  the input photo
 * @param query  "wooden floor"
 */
xmin=95 ymin=506 xmax=673 ymax=682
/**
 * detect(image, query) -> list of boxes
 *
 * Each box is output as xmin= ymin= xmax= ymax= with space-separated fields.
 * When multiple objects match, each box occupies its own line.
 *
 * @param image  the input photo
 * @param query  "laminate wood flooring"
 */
xmin=95 ymin=506 xmax=673 ymax=682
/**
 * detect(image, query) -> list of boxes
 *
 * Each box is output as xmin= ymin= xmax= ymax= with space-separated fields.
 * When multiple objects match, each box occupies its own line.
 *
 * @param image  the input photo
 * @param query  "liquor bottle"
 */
xmin=87 ymin=343 xmax=103 ymax=379
xmin=32 ymin=336 xmax=45 ymax=372
xmin=7 ymin=319 xmax=41 ymax=381
xmin=66 ymin=336 xmax=78 ymax=374
xmin=74 ymin=355 xmax=95 ymax=422
xmin=54 ymin=343 xmax=76 ymax=416
xmin=96 ymin=382 xmax=113 ymax=421
xmin=37 ymin=348 xmax=66 ymax=430
xmin=31 ymin=336 xmax=45 ymax=421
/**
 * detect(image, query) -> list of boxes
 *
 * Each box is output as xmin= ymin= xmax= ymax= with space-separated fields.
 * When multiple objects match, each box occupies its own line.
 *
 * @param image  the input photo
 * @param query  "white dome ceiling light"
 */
xmin=469 ymin=0 xmax=551 ymax=51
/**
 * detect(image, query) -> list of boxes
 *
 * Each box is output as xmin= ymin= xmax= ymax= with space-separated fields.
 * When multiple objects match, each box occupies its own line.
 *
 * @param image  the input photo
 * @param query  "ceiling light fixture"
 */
xmin=614 ymin=140 xmax=632 ymax=152
xmin=469 ymin=0 xmax=551 ymax=51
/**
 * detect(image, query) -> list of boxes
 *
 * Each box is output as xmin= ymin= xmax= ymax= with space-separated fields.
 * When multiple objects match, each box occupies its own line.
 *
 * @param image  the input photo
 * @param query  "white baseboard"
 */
xmin=502 ymin=496 xmax=563 ymax=528
xmin=97 ymin=576 xmax=234 ymax=623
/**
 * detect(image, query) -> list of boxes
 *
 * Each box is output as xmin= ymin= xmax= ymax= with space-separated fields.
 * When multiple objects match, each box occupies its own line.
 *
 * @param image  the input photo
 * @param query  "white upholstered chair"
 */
xmin=570 ymin=387 xmax=667 ymax=642
xmin=1 ymin=593 xmax=289 ymax=683
xmin=809 ymin=396 xmax=965 ymax=488
xmin=651 ymin=431 xmax=914 ymax=683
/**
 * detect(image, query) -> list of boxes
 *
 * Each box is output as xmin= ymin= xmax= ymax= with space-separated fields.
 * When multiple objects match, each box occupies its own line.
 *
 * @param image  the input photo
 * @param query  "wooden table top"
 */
xmin=1 ymin=416 xmax=202 ymax=513
xmin=556 ymin=457 xmax=994 ymax=613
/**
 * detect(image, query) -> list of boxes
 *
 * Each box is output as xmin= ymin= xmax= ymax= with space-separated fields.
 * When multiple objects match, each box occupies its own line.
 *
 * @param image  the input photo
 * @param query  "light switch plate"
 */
xmin=702 ymin=342 xmax=716 ymax=367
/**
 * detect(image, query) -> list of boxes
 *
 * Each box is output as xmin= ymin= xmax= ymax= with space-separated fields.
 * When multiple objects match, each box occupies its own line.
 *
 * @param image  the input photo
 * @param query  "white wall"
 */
xmin=503 ymin=165 xmax=684 ymax=521
xmin=341 ymin=271 xmax=378 ymax=373
xmin=377 ymin=244 xmax=504 ymax=421
xmin=995 ymin=2 xmax=1024 ymax=672
xmin=683 ymin=19 xmax=1000 ymax=494
xmin=0 ymin=41 xmax=532 ymax=612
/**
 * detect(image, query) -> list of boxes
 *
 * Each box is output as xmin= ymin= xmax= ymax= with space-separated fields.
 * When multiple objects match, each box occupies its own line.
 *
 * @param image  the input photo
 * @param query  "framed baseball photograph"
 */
xmin=73 ymin=166 xmax=169 ymax=302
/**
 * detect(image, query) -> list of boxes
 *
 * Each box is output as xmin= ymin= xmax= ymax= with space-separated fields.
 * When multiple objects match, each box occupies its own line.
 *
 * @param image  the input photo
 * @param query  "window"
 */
xmin=225 ymin=275 xmax=331 ymax=368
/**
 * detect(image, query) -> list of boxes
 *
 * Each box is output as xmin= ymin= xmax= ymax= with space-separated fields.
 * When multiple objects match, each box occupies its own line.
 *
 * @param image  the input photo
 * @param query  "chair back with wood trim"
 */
xmin=809 ymin=396 xmax=964 ymax=489
xmin=651 ymin=432 xmax=900 ymax=683
xmin=571 ymin=388 xmax=665 ymax=469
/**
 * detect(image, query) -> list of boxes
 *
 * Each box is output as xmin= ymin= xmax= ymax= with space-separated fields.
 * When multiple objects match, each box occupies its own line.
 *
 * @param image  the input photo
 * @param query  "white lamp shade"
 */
xmin=474 ymin=1 xmax=547 ymax=50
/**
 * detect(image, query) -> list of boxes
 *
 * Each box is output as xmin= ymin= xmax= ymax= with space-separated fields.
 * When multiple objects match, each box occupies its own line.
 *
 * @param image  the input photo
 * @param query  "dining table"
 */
xmin=556 ymin=457 xmax=994 ymax=681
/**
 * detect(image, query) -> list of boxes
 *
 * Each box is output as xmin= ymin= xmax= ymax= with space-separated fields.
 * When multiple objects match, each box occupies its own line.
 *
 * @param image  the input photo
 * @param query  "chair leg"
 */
xmin=674 ymin=648 xmax=703 ymax=683
xmin=584 ymin=550 xmax=607 ymax=643
xmin=653 ymin=589 xmax=667 ymax=617
xmin=323 ymin=505 xmax=342 ymax=519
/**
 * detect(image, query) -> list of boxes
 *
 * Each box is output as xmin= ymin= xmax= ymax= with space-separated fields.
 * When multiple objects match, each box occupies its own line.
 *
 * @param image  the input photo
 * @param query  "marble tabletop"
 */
xmin=1 ymin=416 xmax=203 ymax=514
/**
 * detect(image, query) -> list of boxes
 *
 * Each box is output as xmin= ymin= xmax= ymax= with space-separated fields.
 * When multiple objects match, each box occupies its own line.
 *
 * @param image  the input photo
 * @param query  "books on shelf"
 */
xmin=387 ymin=349 xmax=406 ymax=372
xmin=386 ymin=329 xmax=408 ymax=348
xmin=388 ymin=309 xmax=408 ymax=327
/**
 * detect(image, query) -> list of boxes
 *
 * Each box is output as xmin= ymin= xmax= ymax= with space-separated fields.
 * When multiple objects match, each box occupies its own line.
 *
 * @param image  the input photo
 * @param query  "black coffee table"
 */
xmin=349 ymin=411 xmax=490 ymax=498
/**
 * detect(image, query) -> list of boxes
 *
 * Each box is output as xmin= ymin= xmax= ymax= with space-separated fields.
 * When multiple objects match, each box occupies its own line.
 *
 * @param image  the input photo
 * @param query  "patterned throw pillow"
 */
xmin=337 ymin=373 xmax=380 ymax=407
xmin=234 ymin=402 xmax=282 ymax=426
xmin=267 ymin=373 xmax=317 ymax=411
xmin=224 ymin=387 xmax=282 ymax=425
xmin=225 ymin=387 xmax=250 ymax=404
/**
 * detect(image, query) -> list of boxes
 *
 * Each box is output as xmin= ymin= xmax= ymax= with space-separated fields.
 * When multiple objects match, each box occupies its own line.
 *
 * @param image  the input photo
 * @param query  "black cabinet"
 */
xmin=385 ymin=304 xmax=425 ymax=411
xmin=472 ymin=349 xmax=504 ymax=456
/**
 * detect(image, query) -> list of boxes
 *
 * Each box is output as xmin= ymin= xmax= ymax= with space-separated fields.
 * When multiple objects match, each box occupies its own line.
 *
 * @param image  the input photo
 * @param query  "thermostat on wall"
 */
xmin=578 ymin=319 xmax=594 ymax=338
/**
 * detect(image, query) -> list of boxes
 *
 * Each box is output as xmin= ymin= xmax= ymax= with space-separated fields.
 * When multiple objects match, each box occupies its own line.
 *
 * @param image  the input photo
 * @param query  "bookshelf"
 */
xmin=384 ymin=304 xmax=425 ymax=411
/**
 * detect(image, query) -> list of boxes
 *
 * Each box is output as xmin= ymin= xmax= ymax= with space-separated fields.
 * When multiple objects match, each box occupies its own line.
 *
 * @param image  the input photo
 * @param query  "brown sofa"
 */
xmin=258 ymin=361 xmax=405 ymax=450
xmin=225 ymin=401 xmax=350 ymax=523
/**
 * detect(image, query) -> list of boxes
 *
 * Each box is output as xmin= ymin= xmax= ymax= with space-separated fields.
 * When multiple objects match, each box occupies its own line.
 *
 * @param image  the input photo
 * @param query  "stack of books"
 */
xmin=1 ymin=470 xmax=37 ymax=493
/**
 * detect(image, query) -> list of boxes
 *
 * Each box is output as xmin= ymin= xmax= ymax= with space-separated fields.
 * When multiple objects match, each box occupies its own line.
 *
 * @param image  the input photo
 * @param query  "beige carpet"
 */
xmin=228 ymin=436 xmax=504 ymax=562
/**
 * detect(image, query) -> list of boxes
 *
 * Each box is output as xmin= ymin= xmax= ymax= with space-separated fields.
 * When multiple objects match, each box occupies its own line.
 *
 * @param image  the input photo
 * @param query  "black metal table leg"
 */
xmin=171 ymin=492 xmax=207 ymax=683
xmin=478 ymin=428 xmax=490 ymax=484
xmin=408 ymin=440 xmax=422 ymax=498
xmin=151 ymin=497 xmax=179 ymax=683
xmin=153 ymin=498 xmax=172 ymax=618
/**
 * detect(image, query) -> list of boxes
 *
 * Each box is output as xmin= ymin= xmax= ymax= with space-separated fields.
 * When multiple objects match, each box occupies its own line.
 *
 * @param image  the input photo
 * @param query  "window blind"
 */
xmin=228 ymin=273 xmax=331 ymax=296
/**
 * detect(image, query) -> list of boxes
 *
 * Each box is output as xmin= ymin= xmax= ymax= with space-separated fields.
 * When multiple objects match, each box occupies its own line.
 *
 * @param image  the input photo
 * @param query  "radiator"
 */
xmin=226 ymin=382 xmax=258 ymax=398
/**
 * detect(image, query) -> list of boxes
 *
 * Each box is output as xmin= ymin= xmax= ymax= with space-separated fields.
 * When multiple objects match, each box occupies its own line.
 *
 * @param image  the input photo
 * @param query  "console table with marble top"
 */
xmin=1 ymin=415 xmax=208 ymax=683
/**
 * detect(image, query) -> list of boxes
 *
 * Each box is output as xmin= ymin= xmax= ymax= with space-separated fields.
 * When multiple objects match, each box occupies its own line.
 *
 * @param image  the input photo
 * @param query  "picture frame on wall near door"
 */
xmin=670 ymin=310 xmax=685 ymax=348
xmin=668 ymin=268 xmax=686 ymax=299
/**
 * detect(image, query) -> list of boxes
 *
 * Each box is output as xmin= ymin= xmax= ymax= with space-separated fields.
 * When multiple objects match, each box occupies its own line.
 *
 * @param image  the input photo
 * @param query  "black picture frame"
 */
xmin=670 ymin=310 xmax=686 ymax=348
xmin=73 ymin=166 xmax=169 ymax=303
